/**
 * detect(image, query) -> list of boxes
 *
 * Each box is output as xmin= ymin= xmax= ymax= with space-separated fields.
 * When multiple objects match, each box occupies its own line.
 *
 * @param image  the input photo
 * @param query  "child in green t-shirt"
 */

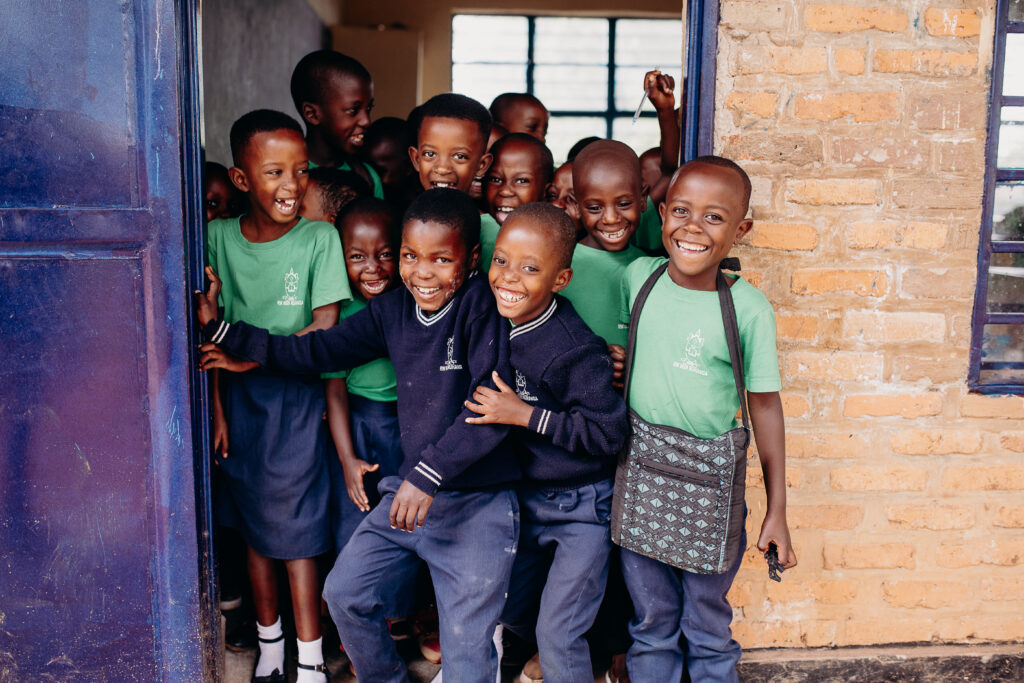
xmin=615 ymin=156 xmax=797 ymax=682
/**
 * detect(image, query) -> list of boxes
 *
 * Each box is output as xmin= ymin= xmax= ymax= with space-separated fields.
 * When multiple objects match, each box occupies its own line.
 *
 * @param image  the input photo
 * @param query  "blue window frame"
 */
xmin=971 ymin=0 xmax=1024 ymax=392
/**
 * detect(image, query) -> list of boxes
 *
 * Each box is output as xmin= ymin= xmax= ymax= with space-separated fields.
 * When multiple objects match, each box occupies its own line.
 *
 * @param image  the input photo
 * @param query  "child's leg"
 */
xmin=285 ymin=558 xmax=321 ymax=640
xmin=248 ymin=548 xmax=286 ymax=679
xmin=620 ymin=548 xmax=685 ymax=681
xmin=420 ymin=487 xmax=519 ymax=681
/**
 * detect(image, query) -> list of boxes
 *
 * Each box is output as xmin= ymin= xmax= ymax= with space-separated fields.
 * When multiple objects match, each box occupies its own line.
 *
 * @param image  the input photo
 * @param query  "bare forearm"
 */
xmin=657 ymin=106 xmax=680 ymax=175
xmin=748 ymin=391 xmax=787 ymax=514
xmin=295 ymin=302 xmax=341 ymax=336
xmin=325 ymin=378 xmax=358 ymax=465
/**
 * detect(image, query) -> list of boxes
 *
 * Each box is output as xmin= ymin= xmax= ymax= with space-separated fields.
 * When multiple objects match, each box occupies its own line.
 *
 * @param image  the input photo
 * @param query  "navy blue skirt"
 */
xmin=216 ymin=369 xmax=331 ymax=560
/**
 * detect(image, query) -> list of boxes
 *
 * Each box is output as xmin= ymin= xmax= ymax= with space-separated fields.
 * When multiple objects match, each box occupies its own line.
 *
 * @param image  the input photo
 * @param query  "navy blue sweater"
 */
xmin=205 ymin=273 xmax=520 ymax=495
xmin=508 ymin=295 xmax=628 ymax=487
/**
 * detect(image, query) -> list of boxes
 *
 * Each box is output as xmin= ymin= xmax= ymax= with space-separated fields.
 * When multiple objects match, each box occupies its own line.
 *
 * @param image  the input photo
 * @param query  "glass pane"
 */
xmin=987 ymin=252 xmax=1024 ymax=313
xmin=451 ymin=64 xmax=526 ymax=110
xmin=615 ymin=19 xmax=684 ymax=68
xmin=1010 ymin=0 xmax=1024 ymax=22
xmin=979 ymin=324 xmax=1024 ymax=386
xmin=451 ymin=15 xmax=528 ymax=64
xmin=1000 ymin=107 xmax=1024 ymax=169
xmin=611 ymin=116 xmax=662 ymax=158
xmin=993 ymin=182 xmax=1024 ymax=242
xmin=1006 ymin=35 xmax=1024 ymax=98
xmin=614 ymin=66 xmax=682 ymax=112
xmin=534 ymin=65 xmax=609 ymax=111
xmin=534 ymin=18 xmax=608 ymax=65
xmin=546 ymin=117 xmax=607 ymax=164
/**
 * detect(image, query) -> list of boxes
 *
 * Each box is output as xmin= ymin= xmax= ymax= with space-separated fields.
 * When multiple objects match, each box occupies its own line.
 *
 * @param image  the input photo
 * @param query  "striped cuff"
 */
xmin=405 ymin=460 xmax=442 ymax=496
xmin=528 ymin=407 xmax=553 ymax=436
xmin=202 ymin=318 xmax=230 ymax=343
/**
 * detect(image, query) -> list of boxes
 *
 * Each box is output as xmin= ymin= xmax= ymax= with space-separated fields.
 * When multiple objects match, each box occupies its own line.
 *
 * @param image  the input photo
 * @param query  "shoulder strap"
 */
xmin=622 ymin=262 xmax=668 ymax=405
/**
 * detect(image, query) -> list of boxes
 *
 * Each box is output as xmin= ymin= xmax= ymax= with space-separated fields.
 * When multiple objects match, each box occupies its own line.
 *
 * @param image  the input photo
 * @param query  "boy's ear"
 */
xmin=468 ymin=242 xmax=481 ymax=270
xmin=734 ymin=218 xmax=754 ymax=244
xmin=640 ymin=182 xmax=650 ymax=207
xmin=300 ymin=102 xmax=321 ymax=126
xmin=552 ymin=267 xmax=573 ymax=292
xmin=658 ymin=200 xmax=667 ymax=222
xmin=228 ymin=166 xmax=249 ymax=193
xmin=408 ymin=146 xmax=421 ymax=172
xmin=565 ymin=191 xmax=580 ymax=220
xmin=475 ymin=152 xmax=493 ymax=178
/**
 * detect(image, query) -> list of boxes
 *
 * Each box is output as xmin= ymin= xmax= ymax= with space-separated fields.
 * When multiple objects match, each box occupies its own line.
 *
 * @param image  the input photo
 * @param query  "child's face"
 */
xmin=545 ymin=163 xmax=573 ymax=213
xmin=367 ymin=138 xmax=413 ymax=192
xmin=485 ymin=140 xmax=548 ymax=225
xmin=500 ymin=101 xmax=549 ymax=142
xmin=640 ymin=152 xmax=662 ymax=192
xmin=300 ymin=181 xmax=330 ymax=223
xmin=489 ymin=218 xmax=571 ymax=325
xmin=569 ymin=162 xmax=646 ymax=252
xmin=205 ymin=174 xmax=243 ymax=222
xmin=409 ymin=116 xmax=491 ymax=193
xmin=316 ymin=73 xmax=374 ymax=156
xmin=660 ymin=162 xmax=752 ymax=291
xmin=470 ymin=125 xmax=509 ymax=199
xmin=230 ymin=129 xmax=309 ymax=226
xmin=399 ymin=219 xmax=477 ymax=311
xmin=341 ymin=215 xmax=396 ymax=299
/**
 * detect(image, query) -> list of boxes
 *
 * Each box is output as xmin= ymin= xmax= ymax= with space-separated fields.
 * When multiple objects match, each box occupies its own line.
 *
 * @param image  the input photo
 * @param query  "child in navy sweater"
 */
xmin=197 ymin=188 xmax=519 ymax=681
xmin=466 ymin=203 xmax=628 ymax=683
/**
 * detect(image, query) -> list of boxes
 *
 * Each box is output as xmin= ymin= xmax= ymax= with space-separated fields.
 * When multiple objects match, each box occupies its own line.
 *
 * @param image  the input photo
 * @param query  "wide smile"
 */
xmin=495 ymin=286 xmax=526 ymax=304
xmin=673 ymin=239 xmax=710 ymax=255
xmin=495 ymin=205 xmax=518 ymax=224
xmin=430 ymin=180 xmax=455 ymax=190
xmin=598 ymin=226 xmax=628 ymax=241
xmin=361 ymin=278 xmax=389 ymax=295
xmin=275 ymin=198 xmax=298 ymax=215
xmin=348 ymin=132 xmax=364 ymax=147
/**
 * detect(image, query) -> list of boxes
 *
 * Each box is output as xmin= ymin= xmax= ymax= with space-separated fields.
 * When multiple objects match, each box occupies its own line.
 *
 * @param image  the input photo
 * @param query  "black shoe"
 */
xmin=297 ymin=661 xmax=331 ymax=680
xmin=224 ymin=607 xmax=257 ymax=652
xmin=251 ymin=633 xmax=286 ymax=683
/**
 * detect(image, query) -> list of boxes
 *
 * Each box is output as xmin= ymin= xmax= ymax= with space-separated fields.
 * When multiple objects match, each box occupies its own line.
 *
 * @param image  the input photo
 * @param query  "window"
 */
xmin=972 ymin=0 xmax=1024 ymax=392
xmin=451 ymin=14 xmax=683 ymax=163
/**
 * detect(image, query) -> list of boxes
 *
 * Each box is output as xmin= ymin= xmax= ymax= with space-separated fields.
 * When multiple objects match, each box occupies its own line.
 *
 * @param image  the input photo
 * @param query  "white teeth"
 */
xmin=498 ymin=206 xmax=516 ymax=213
xmin=362 ymin=280 xmax=387 ymax=293
xmin=432 ymin=182 xmax=452 ymax=189
xmin=602 ymin=227 xmax=626 ymax=240
xmin=277 ymin=199 xmax=297 ymax=212
xmin=675 ymin=240 xmax=708 ymax=253
xmin=497 ymin=288 xmax=525 ymax=303
xmin=415 ymin=286 xmax=440 ymax=295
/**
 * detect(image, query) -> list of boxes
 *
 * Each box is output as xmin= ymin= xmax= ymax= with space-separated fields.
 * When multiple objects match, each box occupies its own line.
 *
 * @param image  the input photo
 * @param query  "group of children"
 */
xmin=196 ymin=48 xmax=797 ymax=683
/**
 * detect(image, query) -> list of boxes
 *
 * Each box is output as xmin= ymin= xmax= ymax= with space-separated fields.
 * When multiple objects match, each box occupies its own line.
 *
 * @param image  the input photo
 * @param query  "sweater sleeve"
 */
xmin=403 ymin=306 xmax=512 ymax=496
xmin=525 ymin=342 xmax=629 ymax=458
xmin=203 ymin=303 xmax=388 ymax=375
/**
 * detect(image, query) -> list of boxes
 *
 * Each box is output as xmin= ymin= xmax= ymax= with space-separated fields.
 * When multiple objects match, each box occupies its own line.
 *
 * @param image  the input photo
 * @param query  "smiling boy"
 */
xmin=408 ymin=93 xmax=493 ymax=194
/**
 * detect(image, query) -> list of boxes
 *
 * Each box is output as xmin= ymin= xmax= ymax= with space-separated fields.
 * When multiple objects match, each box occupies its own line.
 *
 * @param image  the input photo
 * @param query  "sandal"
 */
xmin=297 ymin=661 xmax=332 ymax=680
xmin=251 ymin=634 xmax=285 ymax=683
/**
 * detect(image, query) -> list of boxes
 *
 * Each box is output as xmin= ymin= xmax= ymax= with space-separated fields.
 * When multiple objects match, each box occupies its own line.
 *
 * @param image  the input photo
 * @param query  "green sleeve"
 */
xmin=309 ymin=224 xmax=352 ymax=309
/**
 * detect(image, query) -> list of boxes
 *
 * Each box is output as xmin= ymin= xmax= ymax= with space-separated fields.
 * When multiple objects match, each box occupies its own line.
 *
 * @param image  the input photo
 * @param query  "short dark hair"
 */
xmin=229 ymin=109 xmax=304 ymax=166
xmin=364 ymin=116 xmax=413 ymax=152
xmin=567 ymin=136 xmax=602 ymax=162
xmin=403 ymin=188 xmax=481 ymax=251
xmin=686 ymin=155 xmax=753 ymax=212
xmin=307 ymin=166 xmax=371 ymax=219
xmin=503 ymin=202 xmax=577 ymax=270
xmin=489 ymin=133 xmax=554 ymax=185
xmin=409 ymin=93 xmax=491 ymax=149
xmin=489 ymin=93 xmax=546 ymax=123
xmin=290 ymin=50 xmax=371 ymax=115
xmin=335 ymin=196 xmax=402 ymax=247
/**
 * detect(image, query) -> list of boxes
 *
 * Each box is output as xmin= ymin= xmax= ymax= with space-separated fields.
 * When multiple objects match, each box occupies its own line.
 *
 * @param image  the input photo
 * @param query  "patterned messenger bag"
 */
xmin=611 ymin=262 xmax=750 ymax=574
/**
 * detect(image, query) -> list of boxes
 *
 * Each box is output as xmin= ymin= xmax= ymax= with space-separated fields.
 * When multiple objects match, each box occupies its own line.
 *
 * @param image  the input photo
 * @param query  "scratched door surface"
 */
xmin=0 ymin=1 xmax=209 ymax=680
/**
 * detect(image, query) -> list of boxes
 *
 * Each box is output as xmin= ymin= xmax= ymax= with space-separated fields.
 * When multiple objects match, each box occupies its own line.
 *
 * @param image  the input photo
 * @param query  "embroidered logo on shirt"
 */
xmin=673 ymin=328 xmax=709 ymax=376
xmin=439 ymin=336 xmax=464 ymax=372
xmin=515 ymin=370 xmax=538 ymax=402
xmin=277 ymin=268 xmax=303 ymax=307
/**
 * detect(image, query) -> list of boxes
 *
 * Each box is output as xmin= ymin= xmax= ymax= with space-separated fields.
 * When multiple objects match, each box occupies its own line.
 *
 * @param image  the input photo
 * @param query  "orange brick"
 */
xmin=937 ymin=538 xmax=1024 ymax=568
xmin=787 ymin=432 xmax=868 ymax=459
xmin=720 ymin=2 xmax=788 ymax=31
xmin=835 ymin=48 xmax=865 ymax=75
xmin=831 ymin=137 xmax=928 ymax=169
xmin=1000 ymin=432 xmax=1024 ymax=453
xmin=786 ymin=179 xmax=879 ymax=205
xmin=848 ymin=221 xmax=948 ymax=249
xmin=845 ymin=618 xmax=934 ymax=645
xmin=823 ymin=542 xmax=915 ymax=569
xmin=882 ymin=581 xmax=967 ymax=609
xmin=960 ymin=394 xmax=1024 ymax=419
xmin=725 ymin=91 xmax=778 ymax=118
xmin=746 ymin=465 xmax=802 ymax=489
xmin=935 ymin=140 xmax=985 ymax=172
xmin=746 ymin=222 xmax=818 ymax=251
xmin=765 ymin=579 xmax=859 ymax=605
xmin=789 ymin=504 xmax=864 ymax=530
xmin=873 ymin=49 xmax=977 ymax=76
xmin=792 ymin=269 xmax=888 ymax=297
xmin=995 ymin=505 xmax=1024 ymax=528
xmin=780 ymin=392 xmax=810 ymax=418
xmin=886 ymin=504 xmax=975 ymax=530
xmin=942 ymin=465 xmax=1024 ymax=490
xmin=730 ymin=41 xmax=769 ymax=76
xmin=722 ymin=133 xmax=823 ymax=166
xmin=793 ymin=92 xmax=899 ymax=122
xmin=924 ymin=8 xmax=981 ymax=38
xmin=777 ymin=313 xmax=819 ymax=341
xmin=843 ymin=393 xmax=942 ymax=418
xmin=805 ymin=5 xmax=907 ymax=33
xmin=893 ymin=351 xmax=965 ymax=383
xmin=784 ymin=351 xmax=883 ymax=381
xmin=734 ymin=620 xmax=838 ymax=649
xmin=937 ymin=614 xmax=1024 ymax=641
xmin=771 ymin=46 xmax=827 ymax=74
xmin=892 ymin=179 xmax=982 ymax=210
xmin=900 ymin=268 xmax=975 ymax=299
xmin=911 ymin=93 xmax=987 ymax=130
xmin=891 ymin=429 xmax=982 ymax=455
xmin=903 ymin=222 xmax=949 ymax=249
xmin=830 ymin=466 xmax=928 ymax=492
xmin=843 ymin=312 xmax=946 ymax=343
xmin=982 ymin=578 xmax=1024 ymax=601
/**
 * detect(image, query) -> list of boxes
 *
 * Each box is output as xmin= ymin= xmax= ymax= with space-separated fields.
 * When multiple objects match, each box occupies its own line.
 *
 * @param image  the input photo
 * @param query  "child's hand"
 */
xmin=608 ymin=344 xmax=627 ymax=389
xmin=465 ymin=371 xmax=533 ymax=428
xmin=343 ymin=458 xmax=381 ymax=512
xmin=212 ymin=406 xmax=229 ymax=461
xmin=757 ymin=511 xmax=798 ymax=570
xmin=644 ymin=70 xmax=676 ymax=113
xmin=198 ymin=342 xmax=259 ymax=373
xmin=194 ymin=265 xmax=222 ymax=327
xmin=389 ymin=479 xmax=434 ymax=532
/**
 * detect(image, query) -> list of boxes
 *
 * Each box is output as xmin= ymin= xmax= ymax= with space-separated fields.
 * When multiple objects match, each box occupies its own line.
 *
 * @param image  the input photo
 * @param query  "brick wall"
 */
xmin=715 ymin=1 xmax=1024 ymax=648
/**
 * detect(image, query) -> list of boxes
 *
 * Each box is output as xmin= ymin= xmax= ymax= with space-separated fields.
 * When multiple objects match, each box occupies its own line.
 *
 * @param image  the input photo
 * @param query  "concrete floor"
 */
xmin=223 ymin=641 xmax=441 ymax=682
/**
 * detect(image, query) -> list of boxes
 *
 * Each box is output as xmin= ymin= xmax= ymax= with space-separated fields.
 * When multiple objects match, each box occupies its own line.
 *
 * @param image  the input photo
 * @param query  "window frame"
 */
xmin=970 ymin=0 xmax=1024 ymax=393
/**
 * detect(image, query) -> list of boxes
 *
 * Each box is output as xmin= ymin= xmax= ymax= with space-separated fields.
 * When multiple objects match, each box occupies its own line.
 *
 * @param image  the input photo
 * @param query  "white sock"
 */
xmin=296 ymin=636 xmax=326 ymax=683
xmin=254 ymin=616 xmax=284 ymax=678
xmin=220 ymin=596 xmax=242 ymax=611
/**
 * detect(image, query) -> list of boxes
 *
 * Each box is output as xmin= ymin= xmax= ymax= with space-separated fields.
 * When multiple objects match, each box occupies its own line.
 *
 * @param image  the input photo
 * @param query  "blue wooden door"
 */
xmin=0 ymin=1 xmax=213 ymax=679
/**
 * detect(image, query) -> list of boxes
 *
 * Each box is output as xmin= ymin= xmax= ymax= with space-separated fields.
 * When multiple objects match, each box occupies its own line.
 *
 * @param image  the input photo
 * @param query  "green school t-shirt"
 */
xmin=205 ymin=216 xmax=351 ymax=335
xmin=308 ymin=159 xmax=385 ymax=199
xmin=620 ymin=257 xmax=781 ymax=439
xmin=321 ymin=297 xmax=398 ymax=402
xmin=479 ymin=212 xmax=501 ymax=274
xmin=561 ymin=242 xmax=645 ymax=347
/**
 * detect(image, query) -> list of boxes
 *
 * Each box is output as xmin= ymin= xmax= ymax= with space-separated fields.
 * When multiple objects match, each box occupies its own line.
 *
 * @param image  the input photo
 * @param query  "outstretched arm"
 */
xmin=748 ymin=391 xmax=797 ymax=569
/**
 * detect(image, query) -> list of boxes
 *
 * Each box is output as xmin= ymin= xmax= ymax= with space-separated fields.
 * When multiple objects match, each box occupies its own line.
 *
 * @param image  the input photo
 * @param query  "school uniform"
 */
xmin=560 ymin=241 xmax=646 ymax=347
xmin=204 ymin=273 xmax=521 ymax=682
xmin=498 ymin=296 xmax=628 ymax=683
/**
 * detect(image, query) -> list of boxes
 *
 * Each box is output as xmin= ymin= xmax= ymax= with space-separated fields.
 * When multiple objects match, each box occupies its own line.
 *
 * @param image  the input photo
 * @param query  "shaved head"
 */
xmin=571 ymin=139 xmax=642 ymax=196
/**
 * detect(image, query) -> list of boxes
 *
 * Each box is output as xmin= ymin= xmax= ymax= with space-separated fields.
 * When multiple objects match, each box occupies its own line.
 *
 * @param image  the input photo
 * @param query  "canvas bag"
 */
xmin=610 ymin=262 xmax=750 ymax=574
